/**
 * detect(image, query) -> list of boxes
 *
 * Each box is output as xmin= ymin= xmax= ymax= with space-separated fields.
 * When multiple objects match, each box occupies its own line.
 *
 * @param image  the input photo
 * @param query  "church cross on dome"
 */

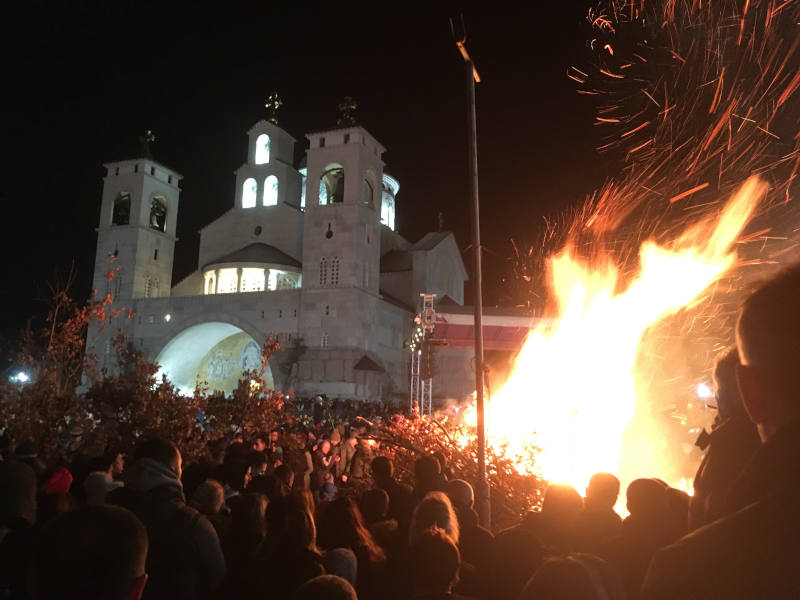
xmin=139 ymin=129 xmax=156 ymax=157
xmin=337 ymin=96 xmax=357 ymax=127
xmin=265 ymin=92 xmax=283 ymax=124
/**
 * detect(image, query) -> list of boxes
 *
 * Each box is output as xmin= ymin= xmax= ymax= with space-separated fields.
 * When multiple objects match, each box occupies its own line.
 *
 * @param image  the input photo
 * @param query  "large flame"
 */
xmin=478 ymin=177 xmax=766 ymax=494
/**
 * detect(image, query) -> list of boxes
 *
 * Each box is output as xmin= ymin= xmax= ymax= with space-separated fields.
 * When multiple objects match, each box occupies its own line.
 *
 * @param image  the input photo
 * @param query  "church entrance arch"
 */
xmin=155 ymin=321 xmax=275 ymax=395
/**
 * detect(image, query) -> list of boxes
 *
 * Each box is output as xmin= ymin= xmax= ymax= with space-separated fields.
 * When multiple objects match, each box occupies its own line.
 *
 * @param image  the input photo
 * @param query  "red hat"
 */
xmin=41 ymin=466 xmax=73 ymax=495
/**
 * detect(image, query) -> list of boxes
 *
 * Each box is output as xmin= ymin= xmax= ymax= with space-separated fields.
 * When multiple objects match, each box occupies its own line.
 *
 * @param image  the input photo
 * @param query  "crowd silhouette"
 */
xmin=3 ymin=262 xmax=800 ymax=599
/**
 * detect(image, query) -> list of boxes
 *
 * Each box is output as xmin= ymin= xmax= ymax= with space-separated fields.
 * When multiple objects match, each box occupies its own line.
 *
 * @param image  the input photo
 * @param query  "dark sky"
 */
xmin=2 ymin=2 xmax=608 ymax=349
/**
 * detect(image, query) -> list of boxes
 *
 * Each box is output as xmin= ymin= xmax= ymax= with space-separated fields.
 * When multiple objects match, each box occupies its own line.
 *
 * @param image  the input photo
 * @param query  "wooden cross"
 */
xmin=265 ymin=92 xmax=283 ymax=124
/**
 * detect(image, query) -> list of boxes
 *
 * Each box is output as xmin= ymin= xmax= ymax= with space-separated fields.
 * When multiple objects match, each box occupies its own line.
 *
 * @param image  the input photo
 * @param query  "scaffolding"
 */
xmin=409 ymin=293 xmax=436 ymax=415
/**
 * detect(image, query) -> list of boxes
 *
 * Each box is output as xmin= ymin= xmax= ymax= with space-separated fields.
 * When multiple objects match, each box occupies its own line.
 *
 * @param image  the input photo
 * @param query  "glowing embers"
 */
xmin=479 ymin=178 xmax=766 ymax=493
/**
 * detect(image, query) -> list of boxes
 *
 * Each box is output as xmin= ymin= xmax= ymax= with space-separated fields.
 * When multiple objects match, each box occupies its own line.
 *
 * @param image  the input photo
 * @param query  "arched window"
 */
xmin=319 ymin=257 xmax=328 ymax=286
xmin=263 ymin=175 xmax=279 ymax=206
xmin=362 ymin=179 xmax=374 ymax=208
xmin=331 ymin=256 xmax=340 ymax=287
xmin=149 ymin=197 xmax=167 ymax=232
xmin=242 ymin=178 xmax=257 ymax=208
xmin=204 ymin=271 xmax=216 ymax=295
xmin=381 ymin=191 xmax=396 ymax=230
xmin=255 ymin=134 xmax=270 ymax=164
xmin=112 ymin=192 xmax=131 ymax=226
xmin=300 ymin=169 xmax=307 ymax=210
xmin=320 ymin=167 xmax=344 ymax=204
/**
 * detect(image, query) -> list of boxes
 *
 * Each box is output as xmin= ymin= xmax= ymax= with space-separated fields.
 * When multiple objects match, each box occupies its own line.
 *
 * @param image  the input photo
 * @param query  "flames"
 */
xmin=471 ymin=177 xmax=766 ymax=494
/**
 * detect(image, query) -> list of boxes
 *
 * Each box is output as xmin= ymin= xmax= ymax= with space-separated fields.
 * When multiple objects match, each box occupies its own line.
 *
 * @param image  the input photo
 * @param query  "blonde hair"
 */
xmin=410 ymin=491 xmax=460 ymax=545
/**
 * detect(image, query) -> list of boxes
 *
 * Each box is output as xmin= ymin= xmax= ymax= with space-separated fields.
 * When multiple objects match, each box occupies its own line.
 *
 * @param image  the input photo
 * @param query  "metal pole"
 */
xmin=465 ymin=58 xmax=490 ymax=528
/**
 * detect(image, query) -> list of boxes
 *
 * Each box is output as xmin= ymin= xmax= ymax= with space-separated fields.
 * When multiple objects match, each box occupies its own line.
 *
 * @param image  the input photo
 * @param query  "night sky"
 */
xmin=3 ymin=2 xmax=609 ymax=356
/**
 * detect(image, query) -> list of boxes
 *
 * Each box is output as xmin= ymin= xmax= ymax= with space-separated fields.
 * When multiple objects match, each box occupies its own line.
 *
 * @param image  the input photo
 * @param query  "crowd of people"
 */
xmin=3 ymin=262 xmax=800 ymax=599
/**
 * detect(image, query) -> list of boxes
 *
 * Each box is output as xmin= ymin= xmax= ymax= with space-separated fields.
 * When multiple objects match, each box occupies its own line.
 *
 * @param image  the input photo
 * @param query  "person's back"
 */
xmin=573 ymin=472 xmax=622 ymax=554
xmin=644 ymin=261 xmax=800 ymax=598
xmin=31 ymin=505 xmax=148 ymax=600
xmin=446 ymin=479 xmax=494 ymax=575
xmin=0 ymin=460 xmax=37 ymax=599
xmin=408 ymin=527 xmax=474 ymax=600
xmin=372 ymin=456 xmax=413 ymax=530
xmin=107 ymin=438 xmax=225 ymax=600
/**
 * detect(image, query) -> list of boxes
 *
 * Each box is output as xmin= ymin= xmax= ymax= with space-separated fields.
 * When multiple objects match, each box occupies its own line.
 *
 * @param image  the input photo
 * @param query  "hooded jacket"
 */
xmin=107 ymin=458 xmax=225 ymax=600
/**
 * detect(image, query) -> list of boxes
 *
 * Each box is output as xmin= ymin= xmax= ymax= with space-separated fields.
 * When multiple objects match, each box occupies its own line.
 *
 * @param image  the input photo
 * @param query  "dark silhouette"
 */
xmin=0 ymin=460 xmax=38 ymax=599
xmin=446 ymin=479 xmax=495 ymax=575
xmin=490 ymin=528 xmax=546 ymax=600
xmin=644 ymin=263 xmax=800 ymax=598
xmin=295 ymin=574 xmax=357 ymax=600
xmin=519 ymin=553 xmax=625 ymax=600
xmin=408 ymin=527 xmax=473 ymax=600
xmin=372 ymin=455 xmax=414 ymax=531
xmin=106 ymin=438 xmax=225 ymax=600
xmin=31 ymin=505 xmax=148 ymax=600
xmin=573 ymin=472 xmax=622 ymax=554
xmin=520 ymin=483 xmax=582 ymax=552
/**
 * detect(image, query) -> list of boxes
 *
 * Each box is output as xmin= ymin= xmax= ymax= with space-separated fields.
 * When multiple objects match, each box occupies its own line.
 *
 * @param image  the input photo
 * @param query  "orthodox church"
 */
xmin=87 ymin=109 xmax=469 ymax=404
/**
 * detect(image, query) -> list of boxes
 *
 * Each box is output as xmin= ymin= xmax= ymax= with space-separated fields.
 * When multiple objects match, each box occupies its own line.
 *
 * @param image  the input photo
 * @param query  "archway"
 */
xmin=155 ymin=322 xmax=275 ymax=395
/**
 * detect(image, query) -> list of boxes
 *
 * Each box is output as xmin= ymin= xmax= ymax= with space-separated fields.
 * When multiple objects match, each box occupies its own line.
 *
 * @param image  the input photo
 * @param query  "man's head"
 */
xmin=296 ymin=575 xmax=357 ymax=600
xmin=585 ymin=472 xmax=620 ymax=509
xmin=269 ymin=429 xmax=280 ymax=444
xmin=360 ymin=488 xmax=390 ymax=524
xmin=371 ymin=455 xmax=393 ymax=482
xmin=541 ymin=483 xmax=583 ymax=525
xmin=252 ymin=435 xmax=267 ymax=453
xmin=446 ymin=479 xmax=474 ymax=509
xmin=320 ymin=440 xmax=331 ymax=455
xmin=736 ymin=263 xmax=800 ymax=440
xmin=32 ymin=505 xmax=148 ymax=600
xmin=133 ymin=438 xmax=181 ymax=478
xmin=0 ymin=460 xmax=36 ymax=526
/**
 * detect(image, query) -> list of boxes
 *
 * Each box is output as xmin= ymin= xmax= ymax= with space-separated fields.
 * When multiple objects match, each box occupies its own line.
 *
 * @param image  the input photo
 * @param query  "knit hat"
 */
xmin=41 ymin=466 xmax=73 ymax=495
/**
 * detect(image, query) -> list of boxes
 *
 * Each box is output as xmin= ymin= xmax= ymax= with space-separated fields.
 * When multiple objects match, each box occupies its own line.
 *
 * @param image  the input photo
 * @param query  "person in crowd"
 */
xmin=372 ymin=455 xmax=414 ymax=531
xmin=330 ymin=429 xmax=344 ymax=479
xmin=312 ymin=439 xmax=335 ymax=491
xmin=321 ymin=548 xmax=358 ymax=588
xmin=84 ymin=452 xmax=126 ymax=506
xmin=31 ymin=505 xmax=148 ymax=600
xmin=490 ymin=528 xmax=546 ymax=600
xmin=249 ymin=493 xmax=325 ymax=597
xmin=408 ymin=527 xmax=471 ymax=600
xmin=221 ymin=492 xmax=267 ymax=576
xmin=338 ymin=430 xmax=359 ymax=482
xmin=296 ymin=574 xmax=358 ymax=600
xmin=189 ymin=479 xmax=229 ymax=539
xmin=573 ymin=472 xmax=623 ymax=554
xmin=412 ymin=455 xmax=443 ymax=506
xmin=317 ymin=497 xmax=387 ymax=600
xmin=106 ymin=438 xmax=225 ymax=599
xmin=518 ymin=553 xmax=625 ymax=600
xmin=360 ymin=488 xmax=399 ymax=553
xmin=0 ymin=460 xmax=37 ymax=599
xmin=602 ymin=478 xmax=676 ymax=599
xmin=218 ymin=461 xmax=252 ymax=511
xmin=644 ymin=263 xmax=800 ymax=597
xmin=13 ymin=440 xmax=45 ymax=481
xmin=432 ymin=451 xmax=452 ymax=485
xmin=348 ymin=437 xmax=374 ymax=485
xmin=275 ymin=463 xmax=296 ymax=496
xmin=246 ymin=449 xmax=268 ymax=478
xmin=688 ymin=347 xmax=761 ymax=530
xmin=266 ymin=429 xmax=284 ymax=471
xmin=520 ymin=482 xmax=583 ymax=552
xmin=409 ymin=491 xmax=460 ymax=546
xmin=251 ymin=433 xmax=268 ymax=453
xmin=446 ymin=479 xmax=494 ymax=574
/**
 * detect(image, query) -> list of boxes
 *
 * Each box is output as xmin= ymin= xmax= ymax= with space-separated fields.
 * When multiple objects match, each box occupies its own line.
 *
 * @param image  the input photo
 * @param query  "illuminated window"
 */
xmin=276 ymin=272 xmax=296 ymax=289
xmin=320 ymin=168 xmax=344 ymax=204
xmin=217 ymin=268 xmax=239 ymax=294
xmin=362 ymin=179 xmax=374 ymax=208
xmin=150 ymin=197 xmax=167 ymax=232
xmin=319 ymin=257 xmax=328 ymax=286
xmin=331 ymin=256 xmax=340 ymax=287
xmin=255 ymin=134 xmax=270 ymax=164
xmin=241 ymin=268 xmax=265 ymax=292
xmin=381 ymin=191 xmax=395 ymax=230
xmin=264 ymin=175 xmax=278 ymax=206
xmin=204 ymin=271 xmax=216 ymax=295
xmin=242 ymin=178 xmax=257 ymax=208
xmin=112 ymin=192 xmax=131 ymax=226
xmin=267 ymin=269 xmax=278 ymax=291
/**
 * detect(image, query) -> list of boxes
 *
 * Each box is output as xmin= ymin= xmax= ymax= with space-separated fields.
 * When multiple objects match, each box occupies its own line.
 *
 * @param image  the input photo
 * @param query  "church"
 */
xmin=87 ymin=111 xmax=470 ymax=404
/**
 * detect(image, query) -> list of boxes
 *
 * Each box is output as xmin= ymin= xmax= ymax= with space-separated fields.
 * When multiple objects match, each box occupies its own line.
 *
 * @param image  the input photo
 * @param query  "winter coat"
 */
xmin=643 ymin=421 xmax=800 ymax=599
xmin=107 ymin=458 xmax=226 ymax=600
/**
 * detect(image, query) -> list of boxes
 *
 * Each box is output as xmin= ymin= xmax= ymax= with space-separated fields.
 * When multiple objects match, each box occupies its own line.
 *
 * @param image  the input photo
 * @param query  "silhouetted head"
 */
xmin=410 ymin=527 xmax=461 ymax=597
xmin=133 ymin=438 xmax=181 ymax=478
xmin=414 ymin=455 xmax=441 ymax=491
xmin=295 ymin=574 xmax=357 ymax=600
xmin=190 ymin=479 xmax=225 ymax=515
xmin=736 ymin=262 xmax=800 ymax=438
xmin=585 ymin=473 xmax=620 ymax=509
xmin=265 ymin=493 xmax=317 ymax=554
xmin=317 ymin=497 xmax=385 ymax=562
xmin=541 ymin=483 xmax=583 ymax=525
xmin=519 ymin=553 xmax=625 ymax=600
xmin=0 ymin=460 xmax=37 ymax=526
xmin=274 ymin=464 xmax=294 ymax=489
xmin=410 ymin=491 xmax=459 ymax=545
xmin=360 ymin=488 xmax=390 ymax=524
xmin=32 ymin=505 xmax=148 ymax=600
xmin=626 ymin=478 xmax=668 ymax=516
xmin=371 ymin=455 xmax=393 ymax=482
xmin=492 ymin=528 xmax=546 ymax=600
xmin=446 ymin=479 xmax=474 ymax=509
xmin=712 ymin=347 xmax=745 ymax=420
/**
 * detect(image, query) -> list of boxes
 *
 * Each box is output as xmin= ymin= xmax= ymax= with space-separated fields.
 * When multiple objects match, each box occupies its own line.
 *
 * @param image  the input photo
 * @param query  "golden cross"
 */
xmin=139 ymin=129 xmax=155 ymax=156
xmin=337 ymin=96 xmax=357 ymax=126
xmin=265 ymin=92 xmax=283 ymax=124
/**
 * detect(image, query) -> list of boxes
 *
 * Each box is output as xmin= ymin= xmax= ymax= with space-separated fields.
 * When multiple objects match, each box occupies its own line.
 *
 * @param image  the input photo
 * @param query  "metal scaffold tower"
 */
xmin=409 ymin=293 xmax=437 ymax=415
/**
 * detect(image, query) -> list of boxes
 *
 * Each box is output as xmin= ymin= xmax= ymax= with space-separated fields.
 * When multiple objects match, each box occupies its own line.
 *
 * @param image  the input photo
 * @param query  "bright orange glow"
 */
xmin=473 ymin=177 xmax=766 ymax=494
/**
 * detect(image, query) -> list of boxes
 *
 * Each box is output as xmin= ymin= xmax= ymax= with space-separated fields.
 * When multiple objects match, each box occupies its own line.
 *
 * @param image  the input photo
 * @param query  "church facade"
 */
xmin=87 ymin=119 xmax=468 ymax=404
